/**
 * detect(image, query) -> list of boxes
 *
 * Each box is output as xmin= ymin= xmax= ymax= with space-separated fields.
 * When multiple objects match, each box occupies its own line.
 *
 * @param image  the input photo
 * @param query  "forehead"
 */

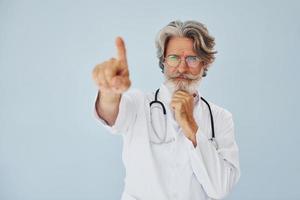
xmin=165 ymin=37 xmax=196 ymax=55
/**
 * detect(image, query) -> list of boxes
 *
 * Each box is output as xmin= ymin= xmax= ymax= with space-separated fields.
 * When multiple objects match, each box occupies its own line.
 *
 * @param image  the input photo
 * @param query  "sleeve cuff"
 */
xmin=93 ymin=90 xmax=133 ymax=135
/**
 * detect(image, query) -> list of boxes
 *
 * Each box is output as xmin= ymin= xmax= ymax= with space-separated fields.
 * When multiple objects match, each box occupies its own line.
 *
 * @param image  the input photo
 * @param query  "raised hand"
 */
xmin=92 ymin=37 xmax=131 ymax=94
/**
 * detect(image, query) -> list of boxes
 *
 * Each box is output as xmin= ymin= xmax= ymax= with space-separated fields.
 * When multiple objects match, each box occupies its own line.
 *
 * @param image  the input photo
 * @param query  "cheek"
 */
xmin=166 ymin=67 xmax=176 ymax=75
xmin=190 ymin=67 xmax=203 ymax=75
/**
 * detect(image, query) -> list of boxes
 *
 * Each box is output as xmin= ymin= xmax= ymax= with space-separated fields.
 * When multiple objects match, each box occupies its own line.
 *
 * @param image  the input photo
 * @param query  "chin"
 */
xmin=165 ymin=78 xmax=201 ymax=94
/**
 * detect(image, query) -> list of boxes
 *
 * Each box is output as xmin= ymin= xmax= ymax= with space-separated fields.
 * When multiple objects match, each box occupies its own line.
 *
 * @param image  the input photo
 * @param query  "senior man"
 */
xmin=92 ymin=20 xmax=240 ymax=200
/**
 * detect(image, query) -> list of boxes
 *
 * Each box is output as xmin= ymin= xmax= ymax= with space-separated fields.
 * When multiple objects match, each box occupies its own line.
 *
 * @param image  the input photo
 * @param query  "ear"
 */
xmin=159 ymin=61 xmax=164 ymax=73
xmin=202 ymin=62 xmax=208 ymax=77
xmin=202 ymin=67 xmax=208 ymax=77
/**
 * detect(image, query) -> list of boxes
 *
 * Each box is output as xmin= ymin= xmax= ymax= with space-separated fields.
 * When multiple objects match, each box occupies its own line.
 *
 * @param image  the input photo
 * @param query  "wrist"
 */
xmin=96 ymin=90 xmax=121 ymax=116
xmin=182 ymin=118 xmax=198 ymax=138
xmin=99 ymin=90 xmax=121 ymax=104
xmin=186 ymin=128 xmax=197 ymax=148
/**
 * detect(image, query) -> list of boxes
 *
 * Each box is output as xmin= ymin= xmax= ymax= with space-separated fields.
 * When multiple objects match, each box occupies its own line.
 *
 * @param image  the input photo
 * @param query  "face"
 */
xmin=163 ymin=37 xmax=206 ymax=94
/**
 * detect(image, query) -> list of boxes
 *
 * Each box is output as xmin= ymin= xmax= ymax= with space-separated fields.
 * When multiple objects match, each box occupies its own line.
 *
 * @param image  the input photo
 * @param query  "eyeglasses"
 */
xmin=163 ymin=54 xmax=202 ymax=68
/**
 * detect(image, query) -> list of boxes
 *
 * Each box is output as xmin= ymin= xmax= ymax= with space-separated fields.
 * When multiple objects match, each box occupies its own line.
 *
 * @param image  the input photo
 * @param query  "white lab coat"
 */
xmin=94 ymin=83 xmax=240 ymax=200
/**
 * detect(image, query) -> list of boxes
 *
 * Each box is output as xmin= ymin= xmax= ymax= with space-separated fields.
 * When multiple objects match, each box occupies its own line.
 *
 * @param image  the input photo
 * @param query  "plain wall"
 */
xmin=1 ymin=0 xmax=299 ymax=199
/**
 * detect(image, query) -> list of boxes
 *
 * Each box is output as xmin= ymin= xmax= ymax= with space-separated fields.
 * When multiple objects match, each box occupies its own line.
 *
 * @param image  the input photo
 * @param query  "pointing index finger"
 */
xmin=115 ymin=36 xmax=127 ymax=66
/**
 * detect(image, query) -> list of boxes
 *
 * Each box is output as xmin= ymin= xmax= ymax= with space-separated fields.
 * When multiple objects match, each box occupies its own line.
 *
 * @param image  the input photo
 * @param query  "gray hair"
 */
xmin=155 ymin=20 xmax=217 ymax=76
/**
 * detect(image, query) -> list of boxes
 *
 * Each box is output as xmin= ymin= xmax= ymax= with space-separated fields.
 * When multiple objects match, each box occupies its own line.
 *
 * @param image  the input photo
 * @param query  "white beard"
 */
xmin=163 ymin=67 xmax=204 ymax=95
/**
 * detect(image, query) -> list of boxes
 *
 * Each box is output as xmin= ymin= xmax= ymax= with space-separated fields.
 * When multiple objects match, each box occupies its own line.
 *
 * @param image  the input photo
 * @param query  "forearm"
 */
xmin=181 ymin=118 xmax=198 ymax=147
xmin=96 ymin=90 xmax=121 ymax=126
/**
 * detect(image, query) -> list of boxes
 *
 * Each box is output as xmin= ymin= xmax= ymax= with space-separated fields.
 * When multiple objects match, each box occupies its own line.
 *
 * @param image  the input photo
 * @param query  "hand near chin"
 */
xmin=170 ymin=90 xmax=198 ymax=144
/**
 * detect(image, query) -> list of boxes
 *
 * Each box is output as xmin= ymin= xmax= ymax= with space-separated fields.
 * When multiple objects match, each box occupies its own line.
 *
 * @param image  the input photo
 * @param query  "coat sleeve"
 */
xmin=93 ymin=88 xmax=142 ymax=135
xmin=184 ymin=109 xmax=241 ymax=199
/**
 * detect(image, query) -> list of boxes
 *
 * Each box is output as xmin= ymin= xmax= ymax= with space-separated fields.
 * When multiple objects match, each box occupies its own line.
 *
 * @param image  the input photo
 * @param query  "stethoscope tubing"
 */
xmin=150 ymin=89 xmax=215 ymax=140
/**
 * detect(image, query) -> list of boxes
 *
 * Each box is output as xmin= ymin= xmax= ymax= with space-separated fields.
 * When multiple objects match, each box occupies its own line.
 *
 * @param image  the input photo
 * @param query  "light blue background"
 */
xmin=1 ymin=0 xmax=299 ymax=199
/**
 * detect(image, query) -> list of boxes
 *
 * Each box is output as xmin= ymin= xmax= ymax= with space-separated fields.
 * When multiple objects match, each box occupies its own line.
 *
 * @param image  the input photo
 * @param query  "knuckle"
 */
xmin=109 ymin=57 xmax=117 ymax=64
xmin=94 ymin=62 xmax=106 ymax=72
xmin=92 ymin=68 xmax=100 ymax=80
xmin=98 ymin=79 xmax=105 ymax=86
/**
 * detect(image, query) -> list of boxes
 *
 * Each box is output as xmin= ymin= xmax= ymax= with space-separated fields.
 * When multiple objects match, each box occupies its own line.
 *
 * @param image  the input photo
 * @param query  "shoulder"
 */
xmin=202 ymin=99 xmax=235 ymax=138
xmin=122 ymin=88 xmax=161 ymax=105
xmin=203 ymin=99 xmax=233 ymax=121
xmin=122 ymin=88 xmax=145 ymax=98
xmin=121 ymin=88 xmax=146 ymax=105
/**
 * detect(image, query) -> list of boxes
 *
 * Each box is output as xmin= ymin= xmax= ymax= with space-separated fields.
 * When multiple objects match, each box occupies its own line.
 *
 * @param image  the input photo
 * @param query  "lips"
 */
xmin=176 ymin=76 xmax=187 ymax=80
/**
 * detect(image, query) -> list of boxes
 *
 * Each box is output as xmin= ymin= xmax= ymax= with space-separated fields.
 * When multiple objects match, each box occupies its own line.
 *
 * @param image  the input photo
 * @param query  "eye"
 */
xmin=165 ymin=55 xmax=180 ymax=67
xmin=167 ymin=55 xmax=180 ymax=61
xmin=186 ymin=56 xmax=199 ymax=63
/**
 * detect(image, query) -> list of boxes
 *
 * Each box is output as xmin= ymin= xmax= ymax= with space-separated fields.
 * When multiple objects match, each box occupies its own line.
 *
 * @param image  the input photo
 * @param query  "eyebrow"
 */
xmin=167 ymin=54 xmax=198 ymax=57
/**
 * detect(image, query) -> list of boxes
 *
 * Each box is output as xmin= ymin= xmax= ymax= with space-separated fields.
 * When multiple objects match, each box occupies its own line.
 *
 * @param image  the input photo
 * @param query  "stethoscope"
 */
xmin=149 ymin=88 xmax=218 ymax=149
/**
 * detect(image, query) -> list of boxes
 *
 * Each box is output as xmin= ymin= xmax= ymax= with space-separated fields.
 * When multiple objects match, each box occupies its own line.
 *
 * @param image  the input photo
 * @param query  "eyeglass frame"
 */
xmin=162 ymin=54 xmax=204 ymax=69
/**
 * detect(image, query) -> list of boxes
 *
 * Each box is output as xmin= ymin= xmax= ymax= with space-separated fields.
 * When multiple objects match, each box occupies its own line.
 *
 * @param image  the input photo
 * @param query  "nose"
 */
xmin=177 ymin=59 xmax=189 ymax=73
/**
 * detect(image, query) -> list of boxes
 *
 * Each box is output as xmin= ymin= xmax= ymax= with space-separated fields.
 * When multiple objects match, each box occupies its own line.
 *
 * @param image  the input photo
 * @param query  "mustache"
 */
xmin=167 ymin=72 xmax=200 ymax=80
